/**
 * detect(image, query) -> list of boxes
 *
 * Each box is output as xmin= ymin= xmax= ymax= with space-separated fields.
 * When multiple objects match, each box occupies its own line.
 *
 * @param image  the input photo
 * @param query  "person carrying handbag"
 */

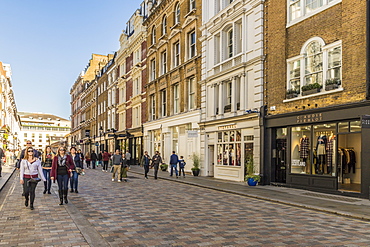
xmin=19 ymin=147 xmax=46 ymax=210
xmin=50 ymin=146 xmax=75 ymax=205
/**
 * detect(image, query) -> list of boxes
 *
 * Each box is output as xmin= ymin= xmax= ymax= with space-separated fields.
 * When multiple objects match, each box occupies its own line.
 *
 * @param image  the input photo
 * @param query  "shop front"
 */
xmin=264 ymin=102 xmax=370 ymax=198
xmin=201 ymin=114 xmax=260 ymax=182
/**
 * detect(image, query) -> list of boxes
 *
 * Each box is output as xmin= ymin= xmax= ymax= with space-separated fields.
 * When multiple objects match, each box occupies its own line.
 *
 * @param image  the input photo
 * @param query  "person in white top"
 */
xmin=20 ymin=147 xmax=46 ymax=210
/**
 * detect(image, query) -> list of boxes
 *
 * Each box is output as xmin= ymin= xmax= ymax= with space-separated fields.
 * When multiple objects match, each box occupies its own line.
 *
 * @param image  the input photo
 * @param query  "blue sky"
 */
xmin=0 ymin=0 xmax=142 ymax=119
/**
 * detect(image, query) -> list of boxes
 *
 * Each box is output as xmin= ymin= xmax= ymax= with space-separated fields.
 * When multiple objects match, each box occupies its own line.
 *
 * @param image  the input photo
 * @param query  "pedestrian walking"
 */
xmin=151 ymin=151 xmax=162 ymax=180
xmin=85 ymin=152 xmax=91 ymax=169
xmin=51 ymin=147 xmax=75 ymax=205
xmin=41 ymin=146 xmax=54 ymax=194
xmin=0 ymin=147 xmax=4 ymax=177
xmin=77 ymin=149 xmax=84 ymax=164
xmin=125 ymin=150 xmax=131 ymax=166
xmin=16 ymin=141 xmax=40 ymax=196
xmin=169 ymin=151 xmax=179 ymax=178
xmin=90 ymin=150 xmax=97 ymax=169
xmin=120 ymin=154 xmax=128 ymax=182
xmin=178 ymin=156 xmax=186 ymax=178
xmin=111 ymin=149 xmax=123 ymax=182
xmin=69 ymin=147 xmax=84 ymax=193
xmin=19 ymin=147 xmax=46 ymax=210
xmin=140 ymin=151 xmax=151 ymax=179
xmin=98 ymin=151 xmax=103 ymax=167
xmin=102 ymin=150 xmax=111 ymax=172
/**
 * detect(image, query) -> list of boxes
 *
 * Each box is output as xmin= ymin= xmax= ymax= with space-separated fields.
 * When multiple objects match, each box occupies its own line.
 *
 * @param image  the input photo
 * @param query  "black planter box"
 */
xmin=302 ymin=88 xmax=321 ymax=96
xmin=325 ymin=84 xmax=339 ymax=91
xmin=286 ymin=93 xmax=298 ymax=99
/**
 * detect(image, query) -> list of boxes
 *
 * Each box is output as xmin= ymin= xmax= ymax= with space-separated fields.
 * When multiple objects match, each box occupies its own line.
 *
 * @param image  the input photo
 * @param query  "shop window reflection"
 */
xmin=350 ymin=121 xmax=361 ymax=132
xmin=338 ymin=122 xmax=348 ymax=133
xmin=291 ymin=126 xmax=311 ymax=174
xmin=313 ymin=124 xmax=336 ymax=176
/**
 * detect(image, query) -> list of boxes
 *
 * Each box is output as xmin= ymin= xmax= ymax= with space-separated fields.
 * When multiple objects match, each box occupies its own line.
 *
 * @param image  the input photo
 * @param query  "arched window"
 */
xmin=304 ymin=41 xmax=323 ymax=86
xmin=151 ymin=26 xmax=156 ymax=45
xmin=162 ymin=16 xmax=167 ymax=36
xmin=174 ymin=3 xmax=180 ymax=25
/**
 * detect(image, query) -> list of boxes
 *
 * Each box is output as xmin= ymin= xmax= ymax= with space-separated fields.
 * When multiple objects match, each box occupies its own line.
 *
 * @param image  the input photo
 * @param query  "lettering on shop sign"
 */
xmin=296 ymin=113 xmax=323 ymax=123
xmin=361 ymin=115 xmax=370 ymax=128
xmin=218 ymin=124 xmax=237 ymax=130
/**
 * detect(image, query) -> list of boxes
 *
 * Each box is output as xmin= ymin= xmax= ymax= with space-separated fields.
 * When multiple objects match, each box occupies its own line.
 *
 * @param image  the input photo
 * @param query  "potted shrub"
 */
xmin=286 ymin=88 xmax=300 ymax=99
xmin=160 ymin=163 xmax=168 ymax=171
xmin=191 ymin=153 xmax=200 ymax=176
xmin=325 ymin=78 xmax=341 ymax=91
xmin=244 ymin=155 xmax=260 ymax=186
xmin=301 ymin=83 xmax=322 ymax=96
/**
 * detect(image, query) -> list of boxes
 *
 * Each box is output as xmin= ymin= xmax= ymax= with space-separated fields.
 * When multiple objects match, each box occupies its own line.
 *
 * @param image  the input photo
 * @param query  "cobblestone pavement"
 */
xmin=1 ymin=168 xmax=370 ymax=246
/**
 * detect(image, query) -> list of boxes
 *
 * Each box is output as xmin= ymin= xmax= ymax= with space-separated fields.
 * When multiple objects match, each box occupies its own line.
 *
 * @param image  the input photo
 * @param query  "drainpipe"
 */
xmin=367 ymin=0 xmax=370 ymax=100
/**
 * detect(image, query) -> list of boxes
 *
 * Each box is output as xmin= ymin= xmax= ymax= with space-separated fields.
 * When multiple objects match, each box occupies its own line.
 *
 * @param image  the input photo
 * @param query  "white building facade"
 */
xmin=18 ymin=112 xmax=71 ymax=151
xmin=199 ymin=0 xmax=264 ymax=181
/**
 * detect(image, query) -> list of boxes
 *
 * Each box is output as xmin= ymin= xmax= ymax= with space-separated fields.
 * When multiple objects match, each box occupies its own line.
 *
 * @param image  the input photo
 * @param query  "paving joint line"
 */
xmin=130 ymin=170 xmax=370 ymax=222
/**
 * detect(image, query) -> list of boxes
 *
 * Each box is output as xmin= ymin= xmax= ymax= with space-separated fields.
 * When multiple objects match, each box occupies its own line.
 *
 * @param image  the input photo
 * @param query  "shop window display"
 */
xmin=291 ymin=126 xmax=311 ymax=174
xmin=313 ymin=123 xmax=336 ymax=175
xmin=217 ymin=130 xmax=242 ymax=166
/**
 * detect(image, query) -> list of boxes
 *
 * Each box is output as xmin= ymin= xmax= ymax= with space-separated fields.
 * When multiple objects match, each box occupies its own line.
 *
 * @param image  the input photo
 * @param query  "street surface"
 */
xmin=1 ymin=168 xmax=370 ymax=246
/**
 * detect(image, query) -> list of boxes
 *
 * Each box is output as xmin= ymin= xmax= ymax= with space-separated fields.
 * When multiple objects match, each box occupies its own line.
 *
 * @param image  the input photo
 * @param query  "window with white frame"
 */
xmin=112 ymin=88 xmax=116 ymax=105
xmin=162 ymin=16 xmax=167 ymax=36
xmin=188 ymin=77 xmax=196 ymax=110
xmin=287 ymin=38 xmax=342 ymax=97
xmin=174 ymin=3 xmax=180 ymax=25
xmin=133 ymin=77 xmax=141 ymax=96
xmin=133 ymin=106 xmax=141 ymax=127
xmin=226 ymin=81 xmax=232 ymax=105
xmin=151 ymin=26 xmax=156 ymax=45
xmin=190 ymin=0 xmax=195 ymax=11
xmin=150 ymin=94 xmax=156 ymax=120
xmin=173 ymin=83 xmax=180 ymax=114
xmin=227 ymin=28 xmax=233 ymax=58
xmin=173 ymin=42 xmax=180 ymax=67
xmin=150 ymin=59 xmax=156 ymax=81
xmin=214 ymin=34 xmax=220 ymax=64
xmin=161 ymin=51 xmax=167 ymax=75
xmin=120 ymin=63 xmax=126 ymax=77
xmin=108 ymin=90 xmax=112 ymax=106
xmin=134 ymin=49 xmax=141 ymax=64
xmin=161 ymin=89 xmax=167 ymax=117
xmin=189 ymin=31 xmax=196 ymax=59
xmin=121 ymin=88 xmax=126 ymax=103
xmin=288 ymin=0 xmax=341 ymax=23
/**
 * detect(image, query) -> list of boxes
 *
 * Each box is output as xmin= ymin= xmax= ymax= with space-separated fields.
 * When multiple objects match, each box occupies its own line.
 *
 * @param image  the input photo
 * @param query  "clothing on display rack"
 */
xmin=299 ymin=136 xmax=309 ymax=161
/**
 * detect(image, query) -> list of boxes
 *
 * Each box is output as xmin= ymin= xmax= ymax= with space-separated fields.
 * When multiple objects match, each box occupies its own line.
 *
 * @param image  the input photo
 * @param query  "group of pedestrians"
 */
xmin=18 ymin=141 xmax=85 ymax=210
xmin=140 ymin=150 xmax=186 ymax=179
xmin=111 ymin=149 xmax=129 ymax=182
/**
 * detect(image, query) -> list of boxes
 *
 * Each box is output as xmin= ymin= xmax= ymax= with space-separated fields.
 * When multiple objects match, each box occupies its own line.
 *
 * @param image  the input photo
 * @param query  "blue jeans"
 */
xmin=57 ymin=174 xmax=69 ymax=190
xmin=170 ymin=164 xmax=178 ymax=176
xmin=70 ymin=171 xmax=79 ymax=190
xmin=42 ymin=168 xmax=52 ymax=192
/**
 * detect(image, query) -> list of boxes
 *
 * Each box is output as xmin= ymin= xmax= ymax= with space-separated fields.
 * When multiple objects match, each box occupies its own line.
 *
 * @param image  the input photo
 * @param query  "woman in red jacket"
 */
xmin=50 ymin=146 xmax=74 ymax=205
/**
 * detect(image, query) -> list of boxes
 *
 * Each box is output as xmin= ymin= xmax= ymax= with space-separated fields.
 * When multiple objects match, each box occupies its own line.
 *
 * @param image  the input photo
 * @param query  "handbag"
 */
xmin=29 ymin=177 xmax=41 ymax=183
xmin=76 ymin=167 xmax=83 ymax=174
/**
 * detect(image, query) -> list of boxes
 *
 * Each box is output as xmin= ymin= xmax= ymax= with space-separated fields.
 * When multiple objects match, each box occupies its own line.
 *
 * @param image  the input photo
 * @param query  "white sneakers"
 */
xmin=112 ymin=179 xmax=115 ymax=182
xmin=118 ymin=180 xmax=122 ymax=182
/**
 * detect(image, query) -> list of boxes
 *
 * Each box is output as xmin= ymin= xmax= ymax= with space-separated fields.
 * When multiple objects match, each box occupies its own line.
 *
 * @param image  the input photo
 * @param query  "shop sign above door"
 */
xmin=361 ymin=115 xmax=370 ymax=128
xmin=218 ymin=124 xmax=237 ymax=130
xmin=296 ymin=113 xmax=323 ymax=123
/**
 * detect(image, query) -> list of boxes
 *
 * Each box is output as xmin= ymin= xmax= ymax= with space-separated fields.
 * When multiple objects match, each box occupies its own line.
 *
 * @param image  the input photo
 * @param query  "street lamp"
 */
xmin=99 ymin=126 xmax=103 ymax=152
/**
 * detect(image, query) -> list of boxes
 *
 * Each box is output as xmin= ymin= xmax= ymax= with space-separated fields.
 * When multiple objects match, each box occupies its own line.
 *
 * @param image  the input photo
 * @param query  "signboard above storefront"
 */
xmin=187 ymin=130 xmax=198 ymax=138
xmin=218 ymin=124 xmax=237 ymax=130
xmin=361 ymin=115 xmax=370 ymax=128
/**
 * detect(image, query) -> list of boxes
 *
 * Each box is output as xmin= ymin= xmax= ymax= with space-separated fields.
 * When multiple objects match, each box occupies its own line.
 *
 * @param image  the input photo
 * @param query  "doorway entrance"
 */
xmin=208 ymin=145 xmax=214 ymax=177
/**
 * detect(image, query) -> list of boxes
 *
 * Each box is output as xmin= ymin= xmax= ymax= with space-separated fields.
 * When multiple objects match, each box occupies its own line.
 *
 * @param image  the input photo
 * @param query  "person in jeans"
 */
xmin=97 ymin=151 xmax=103 ymax=167
xmin=169 ymin=151 xmax=179 ymax=178
xmin=120 ymin=154 xmax=128 ymax=182
xmin=85 ymin=152 xmax=91 ymax=169
xmin=151 ymin=151 xmax=162 ymax=180
xmin=102 ymin=150 xmax=111 ymax=172
xmin=41 ymin=146 xmax=54 ymax=194
xmin=69 ymin=147 xmax=83 ymax=193
xmin=140 ymin=151 xmax=151 ymax=179
xmin=90 ymin=150 xmax=97 ymax=169
xmin=51 ymin=147 xmax=74 ymax=205
xmin=178 ymin=156 xmax=186 ymax=178
xmin=111 ymin=149 xmax=123 ymax=182
xmin=19 ymin=147 xmax=46 ymax=210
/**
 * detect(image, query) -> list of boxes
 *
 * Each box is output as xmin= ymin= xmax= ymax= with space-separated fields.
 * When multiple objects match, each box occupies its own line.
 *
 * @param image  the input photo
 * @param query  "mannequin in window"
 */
xmin=326 ymin=134 xmax=335 ymax=174
xmin=316 ymin=134 xmax=327 ymax=174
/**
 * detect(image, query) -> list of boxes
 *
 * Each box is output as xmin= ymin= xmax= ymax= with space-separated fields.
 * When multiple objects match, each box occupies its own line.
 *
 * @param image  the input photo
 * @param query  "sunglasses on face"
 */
xmin=26 ymin=143 xmax=31 ymax=144
xmin=28 ymin=150 xmax=33 ymax=153
xmin=60 ymin=149 xmax=65 ymax=151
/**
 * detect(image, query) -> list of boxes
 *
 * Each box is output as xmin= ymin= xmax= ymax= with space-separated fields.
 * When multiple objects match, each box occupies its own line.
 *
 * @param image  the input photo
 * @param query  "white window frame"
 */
xmin=287 ymin=0 xmax=342 ymax=26
xmin=150 ymin=59 xmax=156 ymax=81
xmin=227 ymin=28 xmax=233 ymax=58
xmin=173 ymin=83 xmax=180 ymax=114
xmin=188 ymin=77 xmax=196 ymax=110
xmin=286 ymin=38 xmax=342 ymax=99
xmin=150 ymin=94 xmax=156 ymax=120
xmin=162 ymin=16 xmax=167 ymax=36
xmin=189 ymin=31 xmax=196 ymax=59
xmin=152 ymin=26 xmax=156 ymax=45
xmin=161 ymin=89 xmax=167 ymax=117
xmin=190 ymin=0 xmax=196 ymax=11
xmin=174 ymin=3 xmax=180 ymax=25
xmin=173 ymin=42 xmax=180 ymax=68
xmin=161 ymin=51 xmax=167 ymax=75
xmin=133 ymin=77 xmax=141 ymax=96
